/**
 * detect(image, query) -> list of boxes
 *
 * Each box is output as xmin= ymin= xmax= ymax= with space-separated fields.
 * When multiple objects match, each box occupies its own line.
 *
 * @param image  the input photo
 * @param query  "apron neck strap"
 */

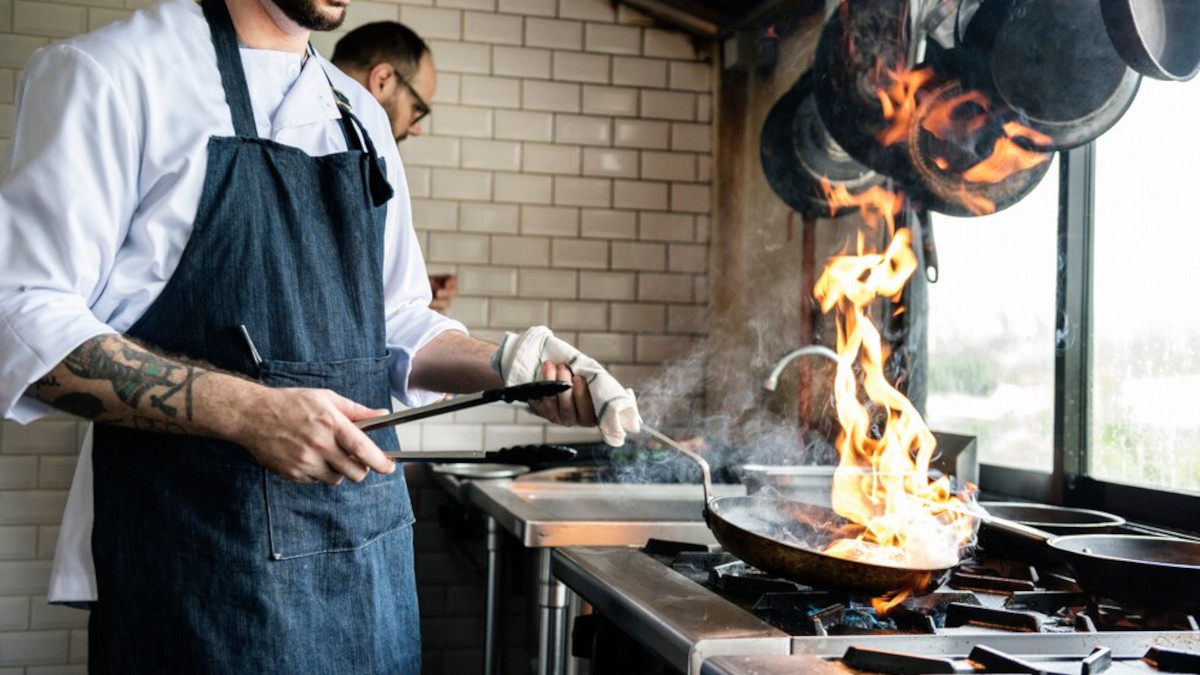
xmin=201 ymin=0 xmax=258 ymax=138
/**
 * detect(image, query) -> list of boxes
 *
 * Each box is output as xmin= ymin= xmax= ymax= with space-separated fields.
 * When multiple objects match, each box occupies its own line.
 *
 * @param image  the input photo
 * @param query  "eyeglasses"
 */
xmin=391 ymin=67 xmax=431 ymax=125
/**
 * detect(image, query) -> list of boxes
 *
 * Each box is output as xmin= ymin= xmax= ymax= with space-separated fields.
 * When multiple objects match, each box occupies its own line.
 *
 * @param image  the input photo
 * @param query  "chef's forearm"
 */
xmin=409 ymin=330 xmax=504 ymax=394
xmin=25 ymin=333 xmax=260 ymax=440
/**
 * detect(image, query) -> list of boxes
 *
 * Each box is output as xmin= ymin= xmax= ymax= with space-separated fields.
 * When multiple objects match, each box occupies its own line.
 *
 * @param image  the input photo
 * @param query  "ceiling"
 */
xmin=618 ymin=0 xmax=790 ymax=37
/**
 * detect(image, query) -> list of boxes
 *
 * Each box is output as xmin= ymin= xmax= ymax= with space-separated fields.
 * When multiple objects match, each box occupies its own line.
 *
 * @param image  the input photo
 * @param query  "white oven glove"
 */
xmin=493 ymin=326 xmax=641 ymax=447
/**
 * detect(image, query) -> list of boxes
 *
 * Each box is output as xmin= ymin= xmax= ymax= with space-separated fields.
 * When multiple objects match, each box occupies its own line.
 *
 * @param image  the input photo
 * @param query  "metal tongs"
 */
xmin=356 ymin=380 xmax=571 ymax=432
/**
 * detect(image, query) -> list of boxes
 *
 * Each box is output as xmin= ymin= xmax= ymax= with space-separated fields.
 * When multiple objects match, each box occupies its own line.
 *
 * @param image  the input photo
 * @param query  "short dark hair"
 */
xmin=331 ymin=21 xmax=430 ymax=81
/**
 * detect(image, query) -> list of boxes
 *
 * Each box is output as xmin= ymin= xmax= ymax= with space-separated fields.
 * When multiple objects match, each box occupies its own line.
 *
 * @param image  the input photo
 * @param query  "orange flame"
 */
xmin=877 ymin=66 xmax=936 ymax=147
xmin=812 ymin=182 xmax=978 ymax=612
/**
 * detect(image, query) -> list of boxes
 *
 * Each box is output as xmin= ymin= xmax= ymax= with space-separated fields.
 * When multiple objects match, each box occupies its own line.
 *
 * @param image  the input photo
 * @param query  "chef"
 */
xmin=0 ymin=0 xmax=638 ymax=671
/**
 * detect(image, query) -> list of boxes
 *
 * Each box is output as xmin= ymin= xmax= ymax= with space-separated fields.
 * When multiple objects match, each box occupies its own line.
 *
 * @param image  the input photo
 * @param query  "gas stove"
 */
xmin=553 ymin=539 xmax=1200 ymax=675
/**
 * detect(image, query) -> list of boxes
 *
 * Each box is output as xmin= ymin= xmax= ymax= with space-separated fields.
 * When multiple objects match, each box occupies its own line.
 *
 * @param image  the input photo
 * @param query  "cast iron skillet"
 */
xmin=1101 ymin=0 xmax=1200 ymax=81
xmin=760 ymin=69 xmax=886 ymax=219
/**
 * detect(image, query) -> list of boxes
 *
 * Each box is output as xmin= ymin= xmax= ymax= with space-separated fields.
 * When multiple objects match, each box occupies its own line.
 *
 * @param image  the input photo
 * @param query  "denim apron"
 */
xmin=88 ymin=0 xmax=420 ymax=671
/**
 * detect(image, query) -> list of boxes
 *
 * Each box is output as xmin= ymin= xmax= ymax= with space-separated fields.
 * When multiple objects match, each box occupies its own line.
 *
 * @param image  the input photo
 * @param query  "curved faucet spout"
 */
xmin=762 ymin=345 xmax=843 ymax=391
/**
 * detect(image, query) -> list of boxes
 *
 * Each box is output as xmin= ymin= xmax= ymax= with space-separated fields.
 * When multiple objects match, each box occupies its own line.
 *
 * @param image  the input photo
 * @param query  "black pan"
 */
xmin=1101 ymin=0 xmax=1200 ymax=81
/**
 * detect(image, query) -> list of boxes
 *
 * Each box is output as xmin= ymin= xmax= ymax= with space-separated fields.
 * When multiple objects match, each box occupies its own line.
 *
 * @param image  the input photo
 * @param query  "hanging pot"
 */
xmin=1100 ymin=0 xmax=1200 ymax=82
xmin=958 ymin=0 xmax=1142 ymax=150
xmin=760 ymin=69 xmax=887 ymax=219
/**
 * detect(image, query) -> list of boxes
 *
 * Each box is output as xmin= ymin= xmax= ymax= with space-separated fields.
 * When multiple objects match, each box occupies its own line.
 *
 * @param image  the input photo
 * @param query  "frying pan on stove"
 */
xmin=982 ymin=515 xmax=1200 ymax=612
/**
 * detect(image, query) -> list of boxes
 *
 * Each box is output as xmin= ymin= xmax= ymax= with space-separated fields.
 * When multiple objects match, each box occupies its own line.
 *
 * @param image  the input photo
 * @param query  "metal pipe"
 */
xmin=536 ymin=548 xmax=568 ymax=675
xmin=484 ymin=516 xmax=500 ymax=675
xmin=762 ymin=346 xmax=843 ymax=391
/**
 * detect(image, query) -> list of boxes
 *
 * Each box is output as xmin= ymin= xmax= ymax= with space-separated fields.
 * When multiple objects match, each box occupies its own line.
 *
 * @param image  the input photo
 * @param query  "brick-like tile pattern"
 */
xmin=0 ymin=0 xmax=714 ymax=670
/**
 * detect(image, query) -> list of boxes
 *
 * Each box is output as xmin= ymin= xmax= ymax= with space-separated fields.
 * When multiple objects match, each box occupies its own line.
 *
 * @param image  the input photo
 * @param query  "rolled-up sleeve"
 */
xmin=0 ymin=45 xmax=135 ymax=422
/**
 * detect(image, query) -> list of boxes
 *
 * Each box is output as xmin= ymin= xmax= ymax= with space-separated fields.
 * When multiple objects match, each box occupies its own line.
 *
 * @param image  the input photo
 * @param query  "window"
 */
xmin=925 ymin=157 xmax=1060 ymax=473
xmin=1091 ymin=79 xmax=1200 ymax=495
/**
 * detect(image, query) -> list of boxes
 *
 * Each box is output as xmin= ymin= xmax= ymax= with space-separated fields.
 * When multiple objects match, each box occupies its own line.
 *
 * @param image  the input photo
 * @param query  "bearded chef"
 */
xmin=0 ymin=0 xmax=640 ymax=671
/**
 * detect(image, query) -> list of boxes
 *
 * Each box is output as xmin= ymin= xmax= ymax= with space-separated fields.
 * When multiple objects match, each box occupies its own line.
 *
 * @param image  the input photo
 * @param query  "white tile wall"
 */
xmin=0 ymin=0 xmax=714 ymax=669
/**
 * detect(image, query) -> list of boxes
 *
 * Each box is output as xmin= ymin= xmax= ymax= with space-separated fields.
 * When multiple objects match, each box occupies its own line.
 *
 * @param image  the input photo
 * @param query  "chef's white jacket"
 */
xmin=0 ymin=0 xmax=465 ymax=603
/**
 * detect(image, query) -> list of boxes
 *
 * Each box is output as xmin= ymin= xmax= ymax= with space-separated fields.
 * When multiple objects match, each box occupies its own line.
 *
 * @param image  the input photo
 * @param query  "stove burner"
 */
xmin=945 ymin=602 xmax=1041 ymax=632
xmin=842 ymin=646 xmax=957 ymax=674
xmin=1144 ymin=646 xmax=1200 ymax=672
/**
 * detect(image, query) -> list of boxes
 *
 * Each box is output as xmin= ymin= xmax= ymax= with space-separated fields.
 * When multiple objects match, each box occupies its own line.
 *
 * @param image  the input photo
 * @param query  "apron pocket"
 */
xmin=257 ymin=354 xmax=415 ymax=560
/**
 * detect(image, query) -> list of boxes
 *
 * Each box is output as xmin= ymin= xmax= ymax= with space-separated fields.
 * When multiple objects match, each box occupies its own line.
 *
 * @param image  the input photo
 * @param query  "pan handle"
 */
xmin=642 ymin=425 xmax=714 ymax=505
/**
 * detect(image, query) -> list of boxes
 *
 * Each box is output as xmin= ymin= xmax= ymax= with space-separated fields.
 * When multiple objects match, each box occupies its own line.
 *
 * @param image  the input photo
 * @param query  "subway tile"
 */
xmin=444 ymin=296 xmax=489 ymax=326
xmin=554 ymin=114 xmax=611 ymax=146
xmin=581 ymin=209 xmax=636 ymax=239
xmin=0 ymin=0 xmax=10 ymax=32
xmin=613 ymin=180 xmax=667 ymax=210
xmin=695 ymin=214 xmax=711 ymax=243
xmin=461 ymin=138 xmax=522 ymax=171
xmin=578 ymin=271 xmax=636 ymax=301
xmin=612 ymin=56 xmax=667 ymax=88
xmin=460 ymin=202 xmax=520 ymax=234
xmin=404 ymin=166 xmax=432 ymax=198
xmin=697 ymin=93 xmax=712 ymax=123
xmin=458 ymin=266 xmax=518 ymax=296
xmin=436 ymin=0 xmax=496 ymax=10
xmin=396 ymin=422 xmax=423 ymax=452
xmin=611 ymin=242 xmax=665 ymax=271
xmin=493 ymin=46 xmax=552 ymax=79
xmin=490 ymin=299 xmax=551 ymax=328
xmin=669 ymin=304 xmax=708 ymax=334
xmin=432 ymin=72 xmax=461 ymax=104
xmin=616 ymin=4 xmax=655 ymax=25
xmin=343 ymin=0 xmax=401 ymax=24
xmin=0 ymin=630 xmax=68 ymax=668
xmin=545 ymin=426 xmax=604 ymax=444
xmin=613 ymin=119 xmax=669 ymax=149
xmin=427 ymin=232 xmax=491 ymax=264
xmin=551 ymin=239 xmax=609 ymax=269
xmin=463 ymin=11 xmax=523 ymax=44
xmin=522 ymin=80 xmax=580 ymax=113
xmin=399 ymin=6 xmax=463 ymax=40
xmin=401 ymin=135 xmax=461 ymax=167
xmin=672 ymin=122 xmax=711 ymax=153
xmin=637 ymin=334 xmax=698 ymax=363
xmin=13 ymin=1 xmax=87 ymax=38
xmin=498 ymin=0 xmax=555 ymax=16
xmin=638 ymin=273 xmax=693 ymax=302
xmin=491 ymin=235 xmax=551 ymax=267
xmin=431 ymin=167 xmax=493 ymax=201
xmin=495 ymin=109 xmax=554 ymax=142
xmin=0 ymin=456 xmax=36 ymax=489
xmin=1 ymin=420 xmax=78 ymax=454
xmin=669 ymin=60 xmax=711 ymax=92
xmin=584 ymin=23 xmax=641 ymax=55
xmin=460 ymin=75 xmax=521 ymax=108
xmin=641 ymin=151 xmax=695 ymax=182
xmin=552 ymin=51 xmax=609 ymax=84
xmin=427 ymin=107 xmax=493 ymax=140
xmin=427 ymin=40 xmax=491 ymax=74
xmin=521 ymin=205 xmax=579 ymax=237
xmin=452 ymin=403 xmax=518 ymax=424
xmin=524 ymin=18 xmax=582 ymax=50
xmin=0 ymin=102 xmax=12 ymax=139
xmin=577 ymin=333 xmax=634 ymax=361
xmin=0 ymin=71 xmax=13 ymax=105
xmin=0 ymin=526 xmax=36 ymax=560
xmin=697 ymin=155 xmax=712 ymax=182
xmin=416 ymin=423 xmax=483 ymax=451
xmin=669 ymin=243 xmax=708 ymax=273
xmin=640 ymin=90 xmax=696 ymax=121
xmin=581 ymin=85 xmax=638 ymax=116
xmin=410 ymin=199 xmax=460 ymax=231
xmin=559 ymin=0 xmax=615 ymax=22
xmin=639 ymin=212 xmax=693 ymax=242
xmin=0 ymin=492 xmax=66 ymax=525
xmin=0 ymin=35 xmax=48 ymax=71
xmin=610 ymin=304 xmax=665 ymax=332
xmin=522 ymin=142 xmax=581 ymax=175
xmin=494 ymin=173 xmax=553 ymax=204
xmin=0 ymin=596 xmax=28 ymax=631
xmin=694 ymin=274 xmax=710 ymax=304
xmin=550 ymin=301 xmax=609 ymax=330
xmin=30 ymin=598 xmax=88 ymax=630
xmin=484 ymin=425 xmax=546 ymax=449
xmin=0 ymin=559 xmax=52 ymax=594
xmin=643 ymin=27 xmax=696 ymax=60
xmin=671 ymin=183 xmax=711 ymax=213
xmin=581 ymin=147 xmax=637 ymax=178
xmin=518 ymin=269 xmax=578 ymax=298
xmin=38 ymin=455 xmax=77 ymax=490
xmin=553 ymin=176 xmax=611 ymax=208
xmin=89 ymin=8 xmax=134 ymax=31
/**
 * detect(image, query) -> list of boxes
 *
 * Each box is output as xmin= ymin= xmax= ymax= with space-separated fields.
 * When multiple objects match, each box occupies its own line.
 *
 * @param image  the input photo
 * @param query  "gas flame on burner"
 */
xmin=815 ymin=178 xmax=979 ymax=612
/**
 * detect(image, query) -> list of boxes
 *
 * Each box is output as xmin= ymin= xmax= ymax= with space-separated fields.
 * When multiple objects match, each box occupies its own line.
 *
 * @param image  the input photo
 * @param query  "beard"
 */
xmin=271 ymin=0 xmax=345 ymax=31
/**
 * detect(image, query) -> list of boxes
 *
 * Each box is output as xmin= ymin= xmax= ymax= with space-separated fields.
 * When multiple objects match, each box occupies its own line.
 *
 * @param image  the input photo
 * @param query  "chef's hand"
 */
xmin=238 ymin=387 xmax=396 ymax=485
xmin=526 ymin=360 xmax=598 ymax=427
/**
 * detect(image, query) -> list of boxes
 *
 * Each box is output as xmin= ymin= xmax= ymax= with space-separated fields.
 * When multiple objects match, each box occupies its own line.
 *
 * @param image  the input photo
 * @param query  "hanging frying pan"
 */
xmin=761 ymin=69 xmax=886 ymax=219
xmin=1100 ymin=0 xmax=1200 ymax=81
xmin=958 ymin=0 xmax=1142 ymax=150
